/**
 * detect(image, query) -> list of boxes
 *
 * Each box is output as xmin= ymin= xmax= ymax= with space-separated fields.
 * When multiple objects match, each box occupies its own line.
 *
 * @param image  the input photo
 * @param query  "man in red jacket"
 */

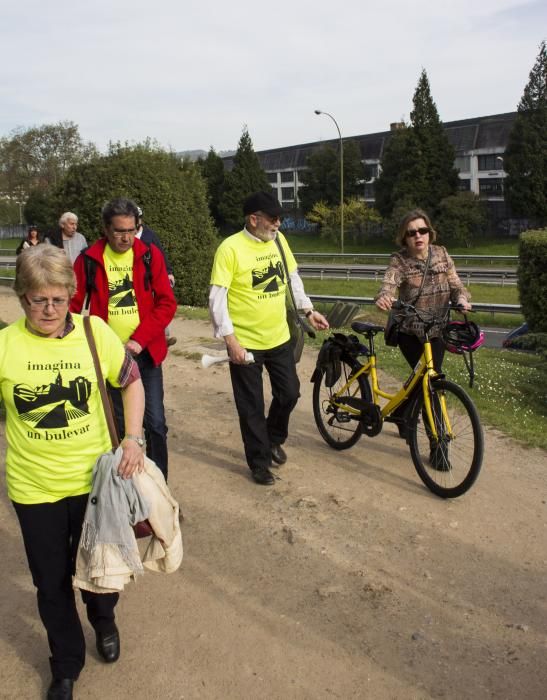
xmin=71 ymin=198 xmax=177 ymax=478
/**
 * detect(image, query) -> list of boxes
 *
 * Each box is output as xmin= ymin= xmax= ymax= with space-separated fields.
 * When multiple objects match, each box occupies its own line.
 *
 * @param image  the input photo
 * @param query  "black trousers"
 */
xmin=397 ymin=332 xmax=445 ymax=373
xmin=13 ymin=495 xmax=119 ymax=680
xmin=229 ymin=341 xmax=300 ymax=471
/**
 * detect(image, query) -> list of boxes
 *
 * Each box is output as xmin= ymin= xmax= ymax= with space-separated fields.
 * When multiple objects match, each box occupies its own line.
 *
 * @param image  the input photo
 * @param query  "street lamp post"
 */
xmin=314 ymin=109 xmax=344 ymax=253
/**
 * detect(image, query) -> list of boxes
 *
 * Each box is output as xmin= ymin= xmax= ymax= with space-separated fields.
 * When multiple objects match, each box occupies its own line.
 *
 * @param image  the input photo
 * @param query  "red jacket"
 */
xmin=70 ymin=238 xmax=177 ymax=366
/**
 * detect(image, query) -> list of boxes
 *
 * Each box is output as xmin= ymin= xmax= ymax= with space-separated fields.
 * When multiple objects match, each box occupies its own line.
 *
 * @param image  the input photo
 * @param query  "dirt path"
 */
xmin=1 ymin=288 xmax=546 ymax=699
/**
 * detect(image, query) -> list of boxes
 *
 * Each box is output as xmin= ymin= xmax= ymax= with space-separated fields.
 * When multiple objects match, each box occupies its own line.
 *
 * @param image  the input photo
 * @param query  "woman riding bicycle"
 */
xmin=375 ymin=209 xmax=471 ymax=436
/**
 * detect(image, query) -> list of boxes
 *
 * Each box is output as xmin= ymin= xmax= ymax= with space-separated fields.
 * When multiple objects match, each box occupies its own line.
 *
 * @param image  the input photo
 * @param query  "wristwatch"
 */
xmin=305 ymin=309 xmax=314 ymax=318
xmin=124 ymin=434 xmax=144 ymax=447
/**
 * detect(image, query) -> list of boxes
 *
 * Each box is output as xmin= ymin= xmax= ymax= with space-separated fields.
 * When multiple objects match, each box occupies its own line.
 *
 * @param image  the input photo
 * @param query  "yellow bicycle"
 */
xmin=311 ymin=302 xmax=484 ymax=498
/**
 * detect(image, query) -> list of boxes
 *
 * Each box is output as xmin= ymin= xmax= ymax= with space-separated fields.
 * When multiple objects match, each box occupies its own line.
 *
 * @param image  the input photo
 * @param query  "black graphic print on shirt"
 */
xmin=252 ymin=259 xmax=285 ymax=293
xmin=14 ymin=370 xmax=91 ymax=429
xmin=108 ymin=274 xmax=135 ymax=307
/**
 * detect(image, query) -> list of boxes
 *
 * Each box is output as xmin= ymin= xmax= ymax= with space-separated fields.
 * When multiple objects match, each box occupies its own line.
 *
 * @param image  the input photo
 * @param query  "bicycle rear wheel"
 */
xmin=312 ymin=359 xmax=371 ymax=450
xmin=408 ymin=379 xmax=483 ymax=498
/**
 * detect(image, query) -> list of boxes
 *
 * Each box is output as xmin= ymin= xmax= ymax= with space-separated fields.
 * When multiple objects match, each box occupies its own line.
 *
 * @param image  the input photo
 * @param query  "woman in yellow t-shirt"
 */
xmin=0 ymin=246 xmax=145 ymax=700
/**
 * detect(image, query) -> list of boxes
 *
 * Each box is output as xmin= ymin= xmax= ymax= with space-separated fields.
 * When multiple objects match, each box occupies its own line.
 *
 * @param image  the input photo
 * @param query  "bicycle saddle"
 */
xmin=351 ymin=321 xmax=384 ymax=335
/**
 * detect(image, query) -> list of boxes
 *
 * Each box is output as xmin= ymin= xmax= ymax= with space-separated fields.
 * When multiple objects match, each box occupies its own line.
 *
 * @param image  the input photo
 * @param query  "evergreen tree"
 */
xmin=504 ymin=41 xmax=547 ymax=224
xmin=198 ymin=147 xmax=226 ymax=230
xmin=375 ymin=70 xmax=458 ymax=218
xmin=218 ymin=127 xmax=270 ymax=231
xmin=299 ymin=139 xmax=365 ymax=213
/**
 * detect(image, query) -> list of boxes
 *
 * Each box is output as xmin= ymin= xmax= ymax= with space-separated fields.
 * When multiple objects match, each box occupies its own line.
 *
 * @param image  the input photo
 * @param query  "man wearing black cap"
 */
xmin=209 ymin=191 xmax=329 ymax=485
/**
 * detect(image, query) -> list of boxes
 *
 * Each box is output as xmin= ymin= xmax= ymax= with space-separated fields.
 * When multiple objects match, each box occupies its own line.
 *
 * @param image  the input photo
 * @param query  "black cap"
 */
xmin=243 ymin=191 xmax=283 ymax=218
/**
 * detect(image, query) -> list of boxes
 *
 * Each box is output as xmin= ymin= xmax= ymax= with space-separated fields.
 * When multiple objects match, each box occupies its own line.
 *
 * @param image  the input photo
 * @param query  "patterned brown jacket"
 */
xmin=375 ymin=245 xmax=470 ymax=340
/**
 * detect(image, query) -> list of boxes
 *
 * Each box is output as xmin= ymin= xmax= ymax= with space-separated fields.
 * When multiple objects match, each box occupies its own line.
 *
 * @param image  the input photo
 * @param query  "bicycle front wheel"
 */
xmin=313 ymin=359 xmax=371 ymax=450
xmin=408 ymin=379 xmax=483 ymax=498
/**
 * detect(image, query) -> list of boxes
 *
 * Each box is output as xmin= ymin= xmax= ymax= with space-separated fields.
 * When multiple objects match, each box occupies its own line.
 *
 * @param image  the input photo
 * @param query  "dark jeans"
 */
xmin=110 ymin=349 xmax=168 ymax=479
xmin=229 ymin=341 xmax=300 ymax=471
xmin=398 ymin=332 xmax=445 ymax=373
xmin=13 ymin=495 xmax=118 ymax=680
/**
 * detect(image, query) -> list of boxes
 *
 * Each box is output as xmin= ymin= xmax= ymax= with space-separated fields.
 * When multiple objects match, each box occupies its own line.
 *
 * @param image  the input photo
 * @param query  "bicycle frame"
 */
xmin=329 ymin=337 xmax=453 ymax=442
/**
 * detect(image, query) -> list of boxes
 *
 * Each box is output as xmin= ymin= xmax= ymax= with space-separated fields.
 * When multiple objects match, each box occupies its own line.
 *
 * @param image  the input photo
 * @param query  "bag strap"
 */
xmin=83 ymin=316 xmax=120 ymax=450
xmin=274 ymin=236 xmax=315 ymax=339
xmin=413 ymin=246 xmax=432 ymax=304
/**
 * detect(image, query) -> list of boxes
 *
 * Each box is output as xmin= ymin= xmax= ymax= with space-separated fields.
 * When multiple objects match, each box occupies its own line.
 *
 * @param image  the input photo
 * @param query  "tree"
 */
xmin=436 ymin=192 xmax=486 ymax=248
xmin=198 ymin=147 xmax=226 ymax=229
xmin=218 ymin=127 xmax=270 ymax=231
xmin=0 ymin=121 xmax=97 ymax=202
xmin=374 ymin=69 xmax=458 ymax=218
xmin=504 ymin=41 xmax=547 ymax=224
xmin=52 ymin=141 xmax=218 ymax=305
xmin=307 ymin=198 xmax=381 ymax=245
xmin=299 ymin=139 xmax=365 ymax=213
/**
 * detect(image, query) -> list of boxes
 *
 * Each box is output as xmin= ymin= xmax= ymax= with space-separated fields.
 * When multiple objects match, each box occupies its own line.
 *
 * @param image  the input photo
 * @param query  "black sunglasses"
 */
xmin=406 ymin=226 xmax=431 ymax=237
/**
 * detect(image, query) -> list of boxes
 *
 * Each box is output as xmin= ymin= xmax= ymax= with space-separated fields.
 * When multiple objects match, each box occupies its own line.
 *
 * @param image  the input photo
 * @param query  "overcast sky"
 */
xmin=1 ymin=0 xmax=545 ymax=154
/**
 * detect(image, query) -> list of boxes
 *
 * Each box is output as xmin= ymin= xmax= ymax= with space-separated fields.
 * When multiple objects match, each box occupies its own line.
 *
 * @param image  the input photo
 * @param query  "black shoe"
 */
xmin=397 ymin=424 xmax=408 ymax=440
xmin=96 ymin=625 xmax=120 ymax=663
xmin=47 ymin=678 xmax=74 ymax=700
xmin=271 ymin=444 xmax=287 ymax=465
xmin=251 ymin=466 xmax=275 ymax=485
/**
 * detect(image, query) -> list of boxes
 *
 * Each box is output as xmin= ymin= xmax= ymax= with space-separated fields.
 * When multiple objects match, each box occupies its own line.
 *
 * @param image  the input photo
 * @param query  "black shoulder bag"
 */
xmin=384 ymin=247 xmax=431 ymax=347
xmin=274 ymin=236 xmax=315 ymax=363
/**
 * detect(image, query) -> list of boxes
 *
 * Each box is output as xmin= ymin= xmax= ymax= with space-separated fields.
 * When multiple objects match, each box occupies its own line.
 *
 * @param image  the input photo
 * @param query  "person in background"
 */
xmin=0 ymin=245 xmax=145 ymax=700
xmin=16 ymin=225 xmax=43 ymax=254
xmin=375 ymin=208 xmax=471 ymax=439
xmin=46 ymin=212 xmax=87 ymax=265
xmin=136 ymin=206 xmax=177 ymax=346
xmin=209 ymin=191 xmax=328 ymax=486
xmin=70 ymin=197 xmax=176 ymax=480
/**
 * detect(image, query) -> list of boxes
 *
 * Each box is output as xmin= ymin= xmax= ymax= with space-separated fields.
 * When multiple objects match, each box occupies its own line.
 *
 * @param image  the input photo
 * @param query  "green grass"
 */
xmin=286 ymin=233 xmax=519 ymax=260
xmin=0 ymin=239 xmax=19 ymax=252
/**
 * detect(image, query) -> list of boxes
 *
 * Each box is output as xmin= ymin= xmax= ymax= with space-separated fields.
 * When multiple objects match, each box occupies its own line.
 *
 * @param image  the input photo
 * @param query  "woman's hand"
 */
xmin=307 ymin=310 xmax=329 ymax=331
xmin=118 ymin=438 xmax=145 ymax=479
xmin=375 ymin=296 xmax=394 ymax=312
xmin=456 ymin=298 xmax=472 ymax=312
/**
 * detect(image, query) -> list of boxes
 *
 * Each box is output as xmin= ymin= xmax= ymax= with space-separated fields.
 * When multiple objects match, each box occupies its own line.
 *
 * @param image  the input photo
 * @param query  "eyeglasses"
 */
xmin=406 ymin=227 xmax=431 ymax=238
xmin=110 ymin=228 xmax=137 ymax=238
xmin=24 ymin=295 xmax=69 ymax=309
xmin=256 ymin=212 xmax=281 ymax=224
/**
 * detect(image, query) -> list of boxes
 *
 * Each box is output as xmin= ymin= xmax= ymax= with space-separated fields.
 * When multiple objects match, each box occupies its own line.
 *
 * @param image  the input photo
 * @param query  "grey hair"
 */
xmin=101 ymin=198 xmax=139 ymax=227
xmin=59 ymin=211 xmax=78 ymax=227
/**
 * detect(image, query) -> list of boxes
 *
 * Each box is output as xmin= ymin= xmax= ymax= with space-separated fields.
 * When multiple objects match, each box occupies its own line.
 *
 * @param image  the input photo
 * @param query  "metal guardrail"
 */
xmin=309 ymin=294 xmax=522 ymax=316
xmin=296 ymin=253 xmax=518 ymax=264
xmin=299 ymin=264 xmax=517 ymax=286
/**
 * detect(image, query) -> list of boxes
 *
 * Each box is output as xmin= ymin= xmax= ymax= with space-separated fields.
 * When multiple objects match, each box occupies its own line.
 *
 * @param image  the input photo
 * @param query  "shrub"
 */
xmin=518 ymin=229 xmax=547 ymax=332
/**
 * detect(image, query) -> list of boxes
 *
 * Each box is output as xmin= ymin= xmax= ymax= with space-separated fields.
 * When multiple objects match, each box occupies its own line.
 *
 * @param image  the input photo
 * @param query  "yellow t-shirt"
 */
xmin=210 ymin=231 xmax=297 ymax=350
xmin=0 ymin=315 xmax=126 ymax=504
xmin=103 ymin=245 xmax=140 ymax=343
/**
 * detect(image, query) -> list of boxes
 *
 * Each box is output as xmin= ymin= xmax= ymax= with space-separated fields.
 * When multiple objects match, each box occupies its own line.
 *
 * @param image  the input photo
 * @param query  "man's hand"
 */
xmin=307 ymin=310 xmax=329 ymax=331
xmin=118 ymin=438 xmax=145 ymax=479
xmin=126 ymin=339 xmax=143 ymax=356
xmin=225 ymin=334 xmax=248 ymax=364
xmin=168 ymin=274 xmax=175 ymax=288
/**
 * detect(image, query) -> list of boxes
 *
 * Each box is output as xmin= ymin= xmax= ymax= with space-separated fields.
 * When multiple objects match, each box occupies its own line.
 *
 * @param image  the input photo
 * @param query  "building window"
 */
xmin=267 ymin=172 xmax=277 ymax=184
xmin=478 ymin=154 xmax=504 ymax=171
xmin=478 ymin=178 xmax=503 ymax=197
xmin=457 ymin=178 xmax=471 ymax=191
xmin=281 ymin=186 xmax=295 ymax=201
xmin=455 ymin=156 xmax=470 ymax=172
xmin=364 ymin=163 xmax=379 ymax=180
xmin=280 ymin=171 xmax=294 ymax=183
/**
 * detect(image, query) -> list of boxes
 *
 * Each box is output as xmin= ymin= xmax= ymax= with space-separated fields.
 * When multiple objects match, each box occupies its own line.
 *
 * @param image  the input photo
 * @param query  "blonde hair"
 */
xmin=14 ymin=245 xmax=76 ymax=299
xmin=396 ymin=208 xmax=437 ymax=247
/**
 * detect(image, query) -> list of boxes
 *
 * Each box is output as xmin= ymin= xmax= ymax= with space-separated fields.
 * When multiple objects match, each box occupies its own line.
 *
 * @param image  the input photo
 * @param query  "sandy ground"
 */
xmin=0 ymin=287 xmax=546 ymax=700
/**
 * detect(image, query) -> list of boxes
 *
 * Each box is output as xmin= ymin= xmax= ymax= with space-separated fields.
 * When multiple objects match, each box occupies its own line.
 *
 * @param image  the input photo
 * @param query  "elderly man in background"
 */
xmin=46 ymin=212 xmax=87 ymax=265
